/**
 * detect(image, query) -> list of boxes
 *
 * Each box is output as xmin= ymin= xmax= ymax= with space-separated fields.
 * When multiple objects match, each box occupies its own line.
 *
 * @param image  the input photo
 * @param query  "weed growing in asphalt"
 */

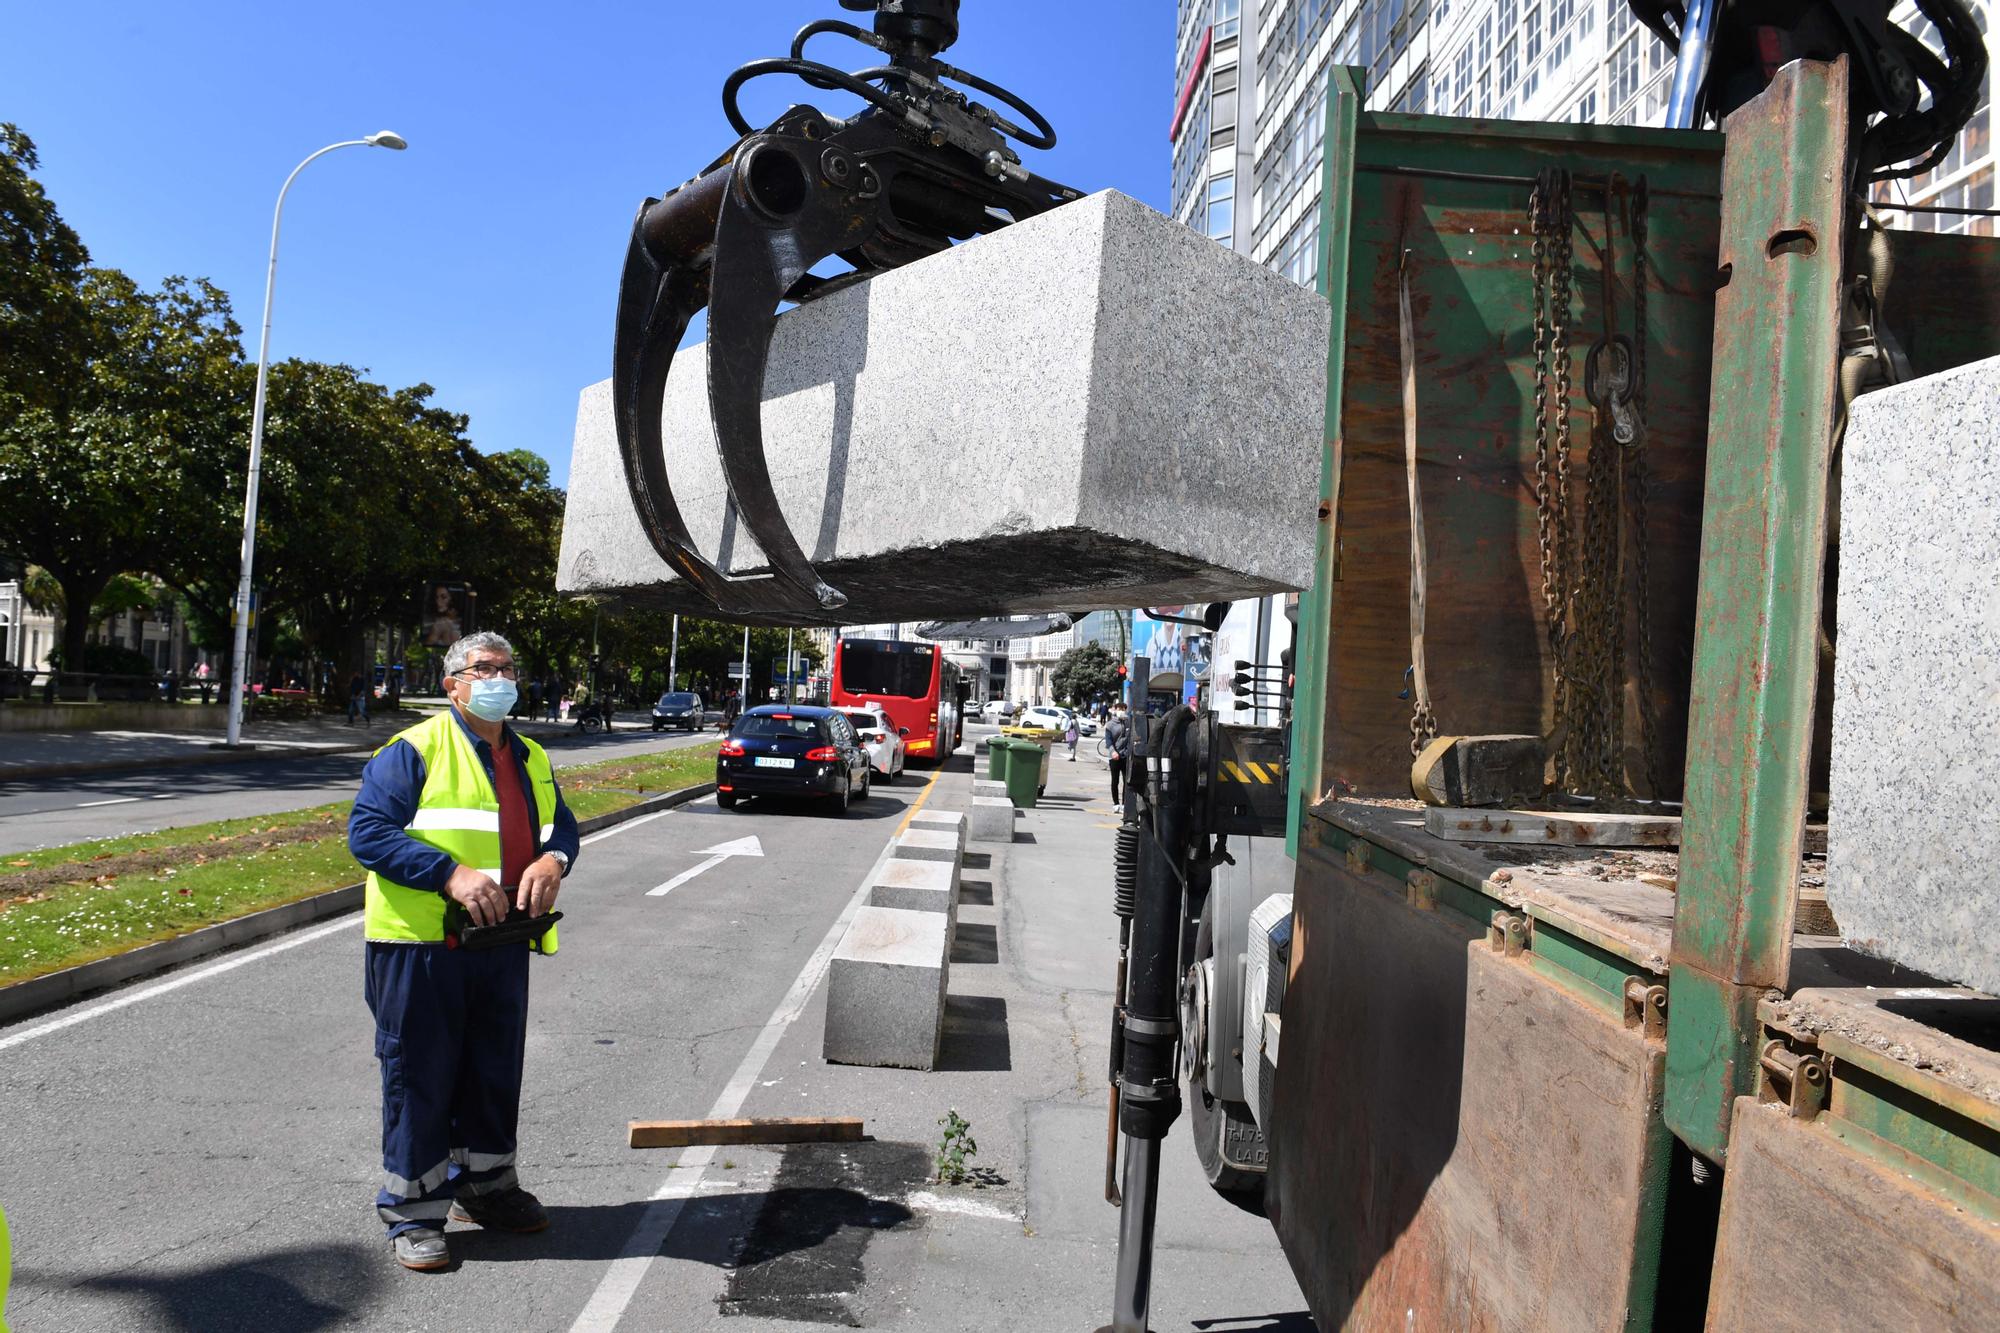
xmin=935 ymin=1109 xmax=978 ymax=1185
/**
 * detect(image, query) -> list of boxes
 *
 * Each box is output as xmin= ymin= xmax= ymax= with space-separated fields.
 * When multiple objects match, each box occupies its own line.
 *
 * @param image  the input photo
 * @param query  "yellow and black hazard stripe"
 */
xmin=1219 ymin=759 xmax=1282 ymax=785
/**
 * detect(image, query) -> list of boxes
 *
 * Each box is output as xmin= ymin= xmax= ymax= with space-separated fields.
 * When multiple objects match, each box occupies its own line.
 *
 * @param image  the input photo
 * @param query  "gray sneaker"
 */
xmin=392 ymin=1227 xmax=450 ymax=1271
xmin=449 ymin=1186 xmax=549 ymax=1233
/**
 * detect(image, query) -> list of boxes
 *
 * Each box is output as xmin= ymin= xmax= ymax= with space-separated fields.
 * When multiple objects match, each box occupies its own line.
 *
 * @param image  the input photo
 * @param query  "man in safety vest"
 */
xmin=347 ymin=631 xmax=581 ymax=1271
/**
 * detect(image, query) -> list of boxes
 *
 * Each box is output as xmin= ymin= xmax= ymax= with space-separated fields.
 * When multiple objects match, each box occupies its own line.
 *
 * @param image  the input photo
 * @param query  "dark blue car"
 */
xmin=716 ymin=704 xmax=872 ymax=813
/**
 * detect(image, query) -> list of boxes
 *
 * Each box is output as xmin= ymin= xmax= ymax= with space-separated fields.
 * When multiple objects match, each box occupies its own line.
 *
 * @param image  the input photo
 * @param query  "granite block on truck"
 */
xmin=1826 ymin=354 xmax=2000 ymax=994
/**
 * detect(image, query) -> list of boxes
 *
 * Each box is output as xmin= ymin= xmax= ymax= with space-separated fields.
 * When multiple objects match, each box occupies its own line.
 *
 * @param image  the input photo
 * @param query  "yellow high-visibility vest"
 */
xmin=364 ymin=711 xmax=560 ymax=953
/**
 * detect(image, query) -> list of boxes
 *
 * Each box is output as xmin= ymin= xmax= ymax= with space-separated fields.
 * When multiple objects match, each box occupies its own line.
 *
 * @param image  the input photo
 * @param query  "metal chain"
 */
xmin=1530 ymin=174 xmax=1556 ymax=629
xmin=1409 ymin=702 xmax=1437 ymax=756
xmin=1628 ymin=177 xmax=1664 ymax=799
xmin=1578 ymin=186 xmax=1628 ymax=795
xmin=1549 ymin=171 xmax=1579 ymax=793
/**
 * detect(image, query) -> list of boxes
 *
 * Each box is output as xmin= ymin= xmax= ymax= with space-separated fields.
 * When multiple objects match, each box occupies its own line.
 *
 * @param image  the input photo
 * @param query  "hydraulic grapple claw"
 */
xmin=609 ymin=1 xmax=1082 ymax=622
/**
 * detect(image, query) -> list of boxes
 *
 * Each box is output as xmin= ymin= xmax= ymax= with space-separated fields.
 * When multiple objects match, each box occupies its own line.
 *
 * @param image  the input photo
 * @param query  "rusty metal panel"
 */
xmin=1271 ymin=823 xmax=1672 ymax=1329
xmin=1666 ymin=59 xmax=1850 ymax=1165
xmin=1708 ymin=1097 xmax=2000 ymax=1331
xmin=1309 ymin=112 xmax=1723 ymax=799
xmin=1878 ymin=228 xmax=2000 ymax=377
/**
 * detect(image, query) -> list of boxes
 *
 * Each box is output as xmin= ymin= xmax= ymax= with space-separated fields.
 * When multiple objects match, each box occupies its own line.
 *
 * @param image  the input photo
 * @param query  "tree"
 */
xmin=0 ymin=268 xmax=246 ymax=670
xmin=0 ymin=124 xmax=92 ymax=419
xmin=1052 ymin=641 xmax=1120 ymax=706
xmin=250 ymin=364 xmax=482 ymax=692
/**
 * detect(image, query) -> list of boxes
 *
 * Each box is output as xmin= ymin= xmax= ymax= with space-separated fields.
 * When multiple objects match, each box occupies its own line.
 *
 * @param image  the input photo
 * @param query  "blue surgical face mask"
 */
xmin=465 ymin=677 xmax=518 ymax=722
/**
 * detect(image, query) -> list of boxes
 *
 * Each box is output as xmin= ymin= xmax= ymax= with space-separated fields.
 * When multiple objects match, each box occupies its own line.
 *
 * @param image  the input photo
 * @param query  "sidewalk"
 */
xmin=625 ymin=741 xmax=1311 ymax=1329
xmin=0 ymin=707 xmax=672 ymax=783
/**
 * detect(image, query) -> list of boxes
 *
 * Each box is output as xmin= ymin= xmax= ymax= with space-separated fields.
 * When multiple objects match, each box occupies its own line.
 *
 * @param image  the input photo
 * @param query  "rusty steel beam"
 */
xmin=1664 ymin=57 xmax=1850 ymax=1166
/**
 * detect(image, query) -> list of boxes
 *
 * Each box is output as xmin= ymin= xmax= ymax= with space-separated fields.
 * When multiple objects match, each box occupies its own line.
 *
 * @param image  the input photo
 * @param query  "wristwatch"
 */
xmin=546 ymin=849 xmax=571 ymax=877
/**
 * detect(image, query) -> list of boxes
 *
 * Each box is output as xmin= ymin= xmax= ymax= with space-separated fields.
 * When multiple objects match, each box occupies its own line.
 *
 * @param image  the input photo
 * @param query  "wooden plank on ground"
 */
xmin=627 ymin=1117 xmax=865 ymax=1150
xmin=1424 ymin=806 xmax=1681 ymax=847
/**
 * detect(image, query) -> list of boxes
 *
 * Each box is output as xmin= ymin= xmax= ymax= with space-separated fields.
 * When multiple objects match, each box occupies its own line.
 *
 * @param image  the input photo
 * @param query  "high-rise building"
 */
xmin=1185 ymin=0 xmax=1991 ymax=279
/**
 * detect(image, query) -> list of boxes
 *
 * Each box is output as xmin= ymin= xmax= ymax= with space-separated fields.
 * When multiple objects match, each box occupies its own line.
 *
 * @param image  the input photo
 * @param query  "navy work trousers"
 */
xmin=365 ymin=939 xmax=530 ymax=1235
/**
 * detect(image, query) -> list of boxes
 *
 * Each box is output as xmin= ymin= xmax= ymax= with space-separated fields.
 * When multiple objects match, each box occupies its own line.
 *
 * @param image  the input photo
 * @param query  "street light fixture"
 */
xmin=224 ymin=132 xmax=408 ymax=747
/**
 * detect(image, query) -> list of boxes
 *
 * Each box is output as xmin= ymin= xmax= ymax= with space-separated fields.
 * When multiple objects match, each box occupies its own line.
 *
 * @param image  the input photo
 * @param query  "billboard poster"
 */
xmin=1131 ymin=608 xmax=1208 ymax=704
xmin=420 ymin=583 xmax=476 ymax=650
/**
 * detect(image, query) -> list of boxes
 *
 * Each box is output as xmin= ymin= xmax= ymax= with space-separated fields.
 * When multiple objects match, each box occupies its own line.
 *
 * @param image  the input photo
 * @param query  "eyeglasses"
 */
xmin=452 ymin=663 xmax=519 ymax=681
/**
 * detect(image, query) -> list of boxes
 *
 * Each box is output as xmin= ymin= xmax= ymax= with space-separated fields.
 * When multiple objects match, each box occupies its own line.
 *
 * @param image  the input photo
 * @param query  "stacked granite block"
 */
xmin=1825 ymin=354 xmax=2000 ymax=995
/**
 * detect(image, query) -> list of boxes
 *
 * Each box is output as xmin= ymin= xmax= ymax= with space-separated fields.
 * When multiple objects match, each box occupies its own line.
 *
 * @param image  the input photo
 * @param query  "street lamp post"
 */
xmin=224 ymin=131 xmax=407 ymax=747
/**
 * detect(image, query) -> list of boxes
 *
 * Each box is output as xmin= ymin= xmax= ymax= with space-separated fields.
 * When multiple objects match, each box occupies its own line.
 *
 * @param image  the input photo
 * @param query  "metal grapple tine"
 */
xmin=611 ymin=199 xmax=732 ymax=602
xmin=704 ymin=161 xmax=878 ymax=613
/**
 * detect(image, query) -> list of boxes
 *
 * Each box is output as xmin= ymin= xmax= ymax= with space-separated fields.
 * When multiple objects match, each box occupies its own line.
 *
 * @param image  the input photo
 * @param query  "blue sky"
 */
xmin=8 ymin=2 xmax=1173 ymax=488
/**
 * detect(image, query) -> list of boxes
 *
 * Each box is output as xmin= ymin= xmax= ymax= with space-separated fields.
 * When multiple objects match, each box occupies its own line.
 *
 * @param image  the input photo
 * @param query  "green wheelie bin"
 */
xmin=986 ymin=736 xmax=1011 ymax=782
xmin=993 ymin=737 xmax=1047 ymax=808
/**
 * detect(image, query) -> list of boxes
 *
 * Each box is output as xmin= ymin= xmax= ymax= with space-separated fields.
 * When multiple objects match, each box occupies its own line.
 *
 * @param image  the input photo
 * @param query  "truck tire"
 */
xmin=1187 ymin=914 xmax=1268 ymax=1215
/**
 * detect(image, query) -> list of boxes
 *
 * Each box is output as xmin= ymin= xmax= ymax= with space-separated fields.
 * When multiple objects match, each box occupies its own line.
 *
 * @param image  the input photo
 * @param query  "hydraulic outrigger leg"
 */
xmin=1100 ymin=670 xmax=1192 ymax=1333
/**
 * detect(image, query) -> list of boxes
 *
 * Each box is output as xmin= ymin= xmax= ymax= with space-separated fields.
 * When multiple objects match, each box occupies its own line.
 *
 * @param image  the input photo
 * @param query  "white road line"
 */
xmin=647 ymin=854 xmax=725 ymax=898
xmin=0 ymin=788 xmax=711 ymax=1049
xmin=74 ymin=797 xmax=141 ymax=808
xmin=0 ymin=915 xmax=362 ymax=1054
xmin=580 ymin=803 xmax=696 ymax=847
xmin=569 ymin=771 xmax=940 ymax=1333
xmin=906 ymin=1190 xmax=1019 ymax=1222
xmin=646 ymin=836 xmax=762 ymax=898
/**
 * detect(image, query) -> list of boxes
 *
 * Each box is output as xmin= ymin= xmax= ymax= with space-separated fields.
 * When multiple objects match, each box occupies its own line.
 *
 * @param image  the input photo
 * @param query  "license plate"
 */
xmin=753 ymin=757 xmax=795 ymax=769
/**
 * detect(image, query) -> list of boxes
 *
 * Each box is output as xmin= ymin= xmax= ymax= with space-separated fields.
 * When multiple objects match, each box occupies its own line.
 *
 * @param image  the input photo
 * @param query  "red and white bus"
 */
xmin=829 ymin=638 xmax=962 ymax=765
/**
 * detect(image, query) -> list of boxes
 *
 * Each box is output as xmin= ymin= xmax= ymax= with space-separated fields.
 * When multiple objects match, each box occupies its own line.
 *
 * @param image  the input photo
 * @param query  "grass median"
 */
xmin=0 ymin=740 xmax=718 ymax=986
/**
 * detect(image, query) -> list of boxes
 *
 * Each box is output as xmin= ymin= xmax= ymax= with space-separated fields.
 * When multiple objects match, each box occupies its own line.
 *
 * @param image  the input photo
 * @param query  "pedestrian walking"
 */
xmin=1105 ymin=704 xmax=1131 ymax=803
xmin=527 ymin=677 xmax=543 ymax=720
xmin=347 ymin=672 xmax=369 ymax=725
xmin=545 ymin=678 xmax=561 ymax=722
xmin=346 ymin=632 xmax=579 ymax=1272
xmin=1064 ymin=717 xmax=1080 ymax=761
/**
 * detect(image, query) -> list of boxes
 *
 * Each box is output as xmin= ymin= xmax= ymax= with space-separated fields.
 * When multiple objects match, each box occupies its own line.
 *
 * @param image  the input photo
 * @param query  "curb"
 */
xmin=0 ymin=717 xmax=672 ymax=784
xmin=0 ymin=781 xmax=718 ymax=1027
xmin=0 ymin=741 xmax=377 ymax=784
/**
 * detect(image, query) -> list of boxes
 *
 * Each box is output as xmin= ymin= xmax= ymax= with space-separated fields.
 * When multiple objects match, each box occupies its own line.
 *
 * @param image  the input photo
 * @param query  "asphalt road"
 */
xmin=0 ymin=726 xmax=719 ymax=856
xmin=0 ymin=765 xmax=940 ymax=1331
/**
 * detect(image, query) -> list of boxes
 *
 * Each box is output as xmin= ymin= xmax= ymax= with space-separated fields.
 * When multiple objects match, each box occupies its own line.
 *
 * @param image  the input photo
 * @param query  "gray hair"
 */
xmin=444 ymin=631 xmax=514 ymax=677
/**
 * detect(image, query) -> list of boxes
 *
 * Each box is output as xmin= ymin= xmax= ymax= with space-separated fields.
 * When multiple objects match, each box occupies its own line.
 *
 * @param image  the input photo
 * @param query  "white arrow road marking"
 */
xmin=645 ymin=834 xmax=764 ymax=898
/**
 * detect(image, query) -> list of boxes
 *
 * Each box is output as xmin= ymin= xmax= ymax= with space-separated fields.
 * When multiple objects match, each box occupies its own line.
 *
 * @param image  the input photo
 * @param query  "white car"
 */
xmin=978 ymin=699 xmax=1015 ymax=724
xmin=841 ymin=707 xmax=907 ymax=782
xmin=1019 ymin=705 xmax=1072 ymax=732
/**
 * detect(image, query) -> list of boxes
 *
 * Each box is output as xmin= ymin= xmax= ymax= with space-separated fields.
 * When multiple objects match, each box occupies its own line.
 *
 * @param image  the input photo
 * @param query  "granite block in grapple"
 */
xmin=1826 ymin=354 xmax=2000 ymax=995
xmin=822 ymin=906 xmax=949 ymax=1071
xmin=557 ymin=190 xmax=1330 ymax=626
xmin=968 ymin=796 xmax=1014 ymax=843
